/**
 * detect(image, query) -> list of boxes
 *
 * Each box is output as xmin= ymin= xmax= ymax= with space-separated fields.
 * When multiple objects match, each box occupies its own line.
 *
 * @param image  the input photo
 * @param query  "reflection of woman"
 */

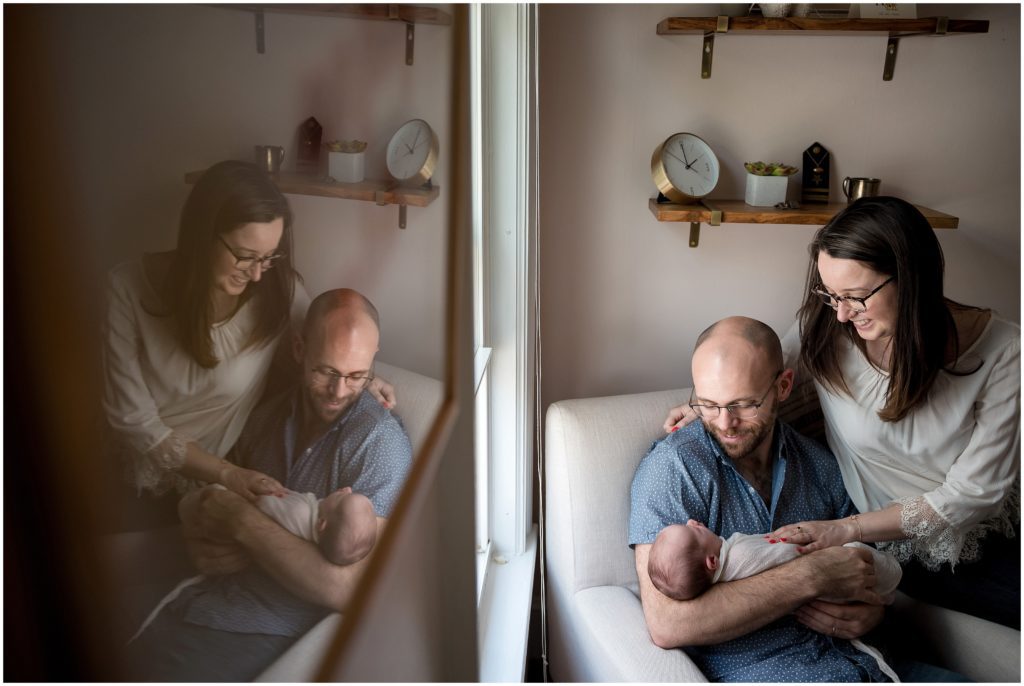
xmin=665 ymin=197 xmax=1020 ymax=628
xmin=104 ymin=161 xmax=394 ymax=517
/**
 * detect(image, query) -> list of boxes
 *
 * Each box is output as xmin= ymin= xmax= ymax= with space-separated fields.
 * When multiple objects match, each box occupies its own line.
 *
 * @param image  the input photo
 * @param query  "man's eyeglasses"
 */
xmin=689 ymin=371 xmax=781 ymax=420
xmin=311 ymin=366 xmax=374 ymax=391
xmin=812 ymin=276 xmax=894 ymax=315
xmin=218 ymin=235 xmax=286 ymax=271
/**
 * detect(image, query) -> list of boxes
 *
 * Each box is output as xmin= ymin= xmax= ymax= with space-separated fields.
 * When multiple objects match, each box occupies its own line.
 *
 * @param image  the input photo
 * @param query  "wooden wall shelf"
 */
xmin=221 ymin=4 xmax=452 ymax=63
xmin=186 ymin=170 xmax=439 ymax=229
xmin=648 ymin=198 xmax=958 ymax=248
xmin=657 ymin=16 xmax=989 ymax=80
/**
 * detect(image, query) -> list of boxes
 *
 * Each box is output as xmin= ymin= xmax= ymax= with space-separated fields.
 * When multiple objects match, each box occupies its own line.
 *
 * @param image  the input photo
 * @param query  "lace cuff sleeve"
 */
xmin=882 ymin=486 xmax=1019 ymax=571
xmin=122 ymin=431 xmax=200 ymax=496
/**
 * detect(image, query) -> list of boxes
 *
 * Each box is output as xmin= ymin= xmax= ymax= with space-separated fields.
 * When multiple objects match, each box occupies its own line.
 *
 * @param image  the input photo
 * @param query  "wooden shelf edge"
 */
xmin=657 ymin=16 xmax=988 ymax=35
xmin=185 ymin=170 xmax=440 ymax=207
xmin=648 ymin=198 xmax=958 ymax=229
xmin=228 ymin=4 xmax=453 ymax=26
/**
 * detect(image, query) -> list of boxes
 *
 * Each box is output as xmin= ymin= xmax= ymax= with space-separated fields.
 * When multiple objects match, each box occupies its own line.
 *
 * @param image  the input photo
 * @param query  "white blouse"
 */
xmin=782 ymin=314 xmax=1020 ymax=568
xmin=102 ymin=258 xmax=309 ymax=494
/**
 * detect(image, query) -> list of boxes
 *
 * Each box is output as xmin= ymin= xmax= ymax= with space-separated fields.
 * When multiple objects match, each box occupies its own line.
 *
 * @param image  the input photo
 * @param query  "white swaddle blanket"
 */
xmin=711 ymin=532 xmax=903 ymax=682
xmin=126 ymin=487 xmax=322 ymax=644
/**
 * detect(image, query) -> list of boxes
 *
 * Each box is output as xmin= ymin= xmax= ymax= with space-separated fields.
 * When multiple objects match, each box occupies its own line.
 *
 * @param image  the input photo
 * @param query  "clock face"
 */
xmin=653 ymin=132 xmax=720 ymax=202
xmin=386 ymin=119 xmax=438 ymax=183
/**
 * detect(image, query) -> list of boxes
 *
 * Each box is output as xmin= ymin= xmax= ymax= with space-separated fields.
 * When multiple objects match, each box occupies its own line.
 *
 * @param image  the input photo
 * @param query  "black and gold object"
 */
xmin=801 ymin=142 xmax=830 ymax=204
xmin=297 ymin=116 xmax=322 ymax=174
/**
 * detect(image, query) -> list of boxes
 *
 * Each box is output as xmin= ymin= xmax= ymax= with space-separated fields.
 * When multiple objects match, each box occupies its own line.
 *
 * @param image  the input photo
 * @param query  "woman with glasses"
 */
xmin=103 ymin=160 xmax=394 ymax=526
xmin=664 ymin=197 xmax=1019 ymax=628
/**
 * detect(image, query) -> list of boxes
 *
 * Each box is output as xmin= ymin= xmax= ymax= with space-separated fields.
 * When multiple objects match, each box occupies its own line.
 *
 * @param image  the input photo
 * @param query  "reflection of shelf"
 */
xmin=185 ymin=170 xmax=439 ymax=207
xmin=222 ymin=4 xmax=452 ymax=63
xmin=241 ymin=4 xmax=452 ymax=25
xmin=186 ymin=170 xmax=439 ymax=229
xmin=657 ymin=16 xmax=989 ymax=80
xmin=649 ymin=198 xmax=958 ymax=248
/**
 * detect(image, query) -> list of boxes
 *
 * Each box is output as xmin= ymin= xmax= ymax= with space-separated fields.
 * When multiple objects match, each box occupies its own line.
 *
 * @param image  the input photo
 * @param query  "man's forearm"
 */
xmin=637 ymin=543 xmax=821 ymax=647
xmin=635 ymin=543 xmax=881 ymax=648
xmin=233 ymin=506 xmax=384 ymax=611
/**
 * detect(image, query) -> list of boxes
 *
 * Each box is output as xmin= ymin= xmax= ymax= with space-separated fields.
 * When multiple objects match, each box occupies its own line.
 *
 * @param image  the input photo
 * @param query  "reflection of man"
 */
xmin=124 ymin=289 xmax=412 ymax=681
xmin=630 ymin=316 xmax=890 ymax=682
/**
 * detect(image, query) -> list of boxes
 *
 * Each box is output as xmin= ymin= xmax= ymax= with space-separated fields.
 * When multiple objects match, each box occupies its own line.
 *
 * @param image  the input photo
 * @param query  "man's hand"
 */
xmin=795 ymin=600 xmax=884 ymax=640
xmin=803 ymin=546 xmax=883 ymax=605
xmin=179 ymin=486 xmax=254 ymax=575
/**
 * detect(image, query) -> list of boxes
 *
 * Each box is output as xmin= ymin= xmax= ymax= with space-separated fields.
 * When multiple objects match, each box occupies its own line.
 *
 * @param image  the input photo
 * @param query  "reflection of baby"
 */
xmin=128 ymin=485 xmax=376 ymax=644
xmin=256 ymin=486 xmax=377 ymax=565
xmin=648 ymin=520 xmax=903 ymax=682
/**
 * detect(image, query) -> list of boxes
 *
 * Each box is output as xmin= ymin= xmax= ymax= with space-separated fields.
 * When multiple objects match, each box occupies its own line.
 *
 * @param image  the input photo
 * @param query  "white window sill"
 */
xmin=478 ymin=525 xmax=538 ymax=682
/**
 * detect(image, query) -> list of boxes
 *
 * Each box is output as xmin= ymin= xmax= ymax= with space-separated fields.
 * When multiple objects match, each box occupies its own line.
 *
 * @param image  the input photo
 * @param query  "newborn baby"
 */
xmin=257 ymin=486 xmax=377 ymax=565
xmin=128 ymin=485 xmax=376 ymax=644
xmin=648 ymin=519 xmax=902 ymax=600
xmin=648 ymin=519 xmax=903 ymax=681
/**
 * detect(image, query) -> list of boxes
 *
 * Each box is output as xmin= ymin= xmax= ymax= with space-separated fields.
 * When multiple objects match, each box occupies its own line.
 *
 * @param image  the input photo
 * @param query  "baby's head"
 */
xmin=648 ymin=520 xmax=723 ymax=601
xmin=317 ymin=487 xmax=378 ymax=566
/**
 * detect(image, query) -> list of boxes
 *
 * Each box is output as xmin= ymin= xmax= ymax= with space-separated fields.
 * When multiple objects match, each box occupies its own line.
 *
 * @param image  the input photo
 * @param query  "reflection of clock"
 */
xmin=651 ymin=132 xmax=720 ymax=204
xmin=386 ymin=119 xmax=439 ymax=185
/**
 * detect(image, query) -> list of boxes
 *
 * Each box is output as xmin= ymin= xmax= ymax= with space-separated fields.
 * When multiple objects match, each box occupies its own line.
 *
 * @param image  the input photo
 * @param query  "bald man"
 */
xmin=629 ymin=317 xmax=892 ymax=682
xmin=124 ymin=289 xmax=412 ymax=681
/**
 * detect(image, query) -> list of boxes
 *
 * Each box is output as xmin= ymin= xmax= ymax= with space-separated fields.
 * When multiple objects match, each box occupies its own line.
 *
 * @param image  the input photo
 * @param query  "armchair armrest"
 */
xmin=889 ymin=591 xmax=1020 ymax=683
xmin=572 ymin=585 xmax=706 ymax=682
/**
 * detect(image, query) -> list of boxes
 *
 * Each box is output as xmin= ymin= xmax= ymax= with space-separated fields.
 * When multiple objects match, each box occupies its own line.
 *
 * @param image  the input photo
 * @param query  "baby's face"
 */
xmin=684 ymin=519 xmax=723 ymax=559
xmin=320 ymin=486 xmax=353 ymax=516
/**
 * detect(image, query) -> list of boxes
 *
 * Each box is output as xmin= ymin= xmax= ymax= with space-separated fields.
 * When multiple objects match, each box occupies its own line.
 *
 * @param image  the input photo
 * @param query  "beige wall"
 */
xmin=43 ymin=4 xmax=450 ymax=378
xmin=539 ymin=3 xmax=1021 ymax=408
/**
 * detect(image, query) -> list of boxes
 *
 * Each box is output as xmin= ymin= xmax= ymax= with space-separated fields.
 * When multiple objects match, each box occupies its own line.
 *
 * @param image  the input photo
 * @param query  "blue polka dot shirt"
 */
xmin=629 ymin=420 xmax=889 ymax=682
xmin=173 ymin=388 xmax=412 ymax=638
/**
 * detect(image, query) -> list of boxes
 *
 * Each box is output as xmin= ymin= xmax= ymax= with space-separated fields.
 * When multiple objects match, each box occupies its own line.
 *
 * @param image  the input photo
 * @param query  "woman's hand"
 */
xmin=217 ymin=464 xmax=285 ymax=501
xmin=368 ymin=375 xmax=396 ymax=409
xmin=663 ymin=403 xmax=699 ymax=434
xmin=769 ymin=518 xmax=860 ymax=553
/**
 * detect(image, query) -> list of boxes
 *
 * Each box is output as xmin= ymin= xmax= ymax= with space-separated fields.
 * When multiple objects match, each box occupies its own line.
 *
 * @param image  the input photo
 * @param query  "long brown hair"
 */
xmin=797 ymin=196 xmax=978 ymax=422
xmin=159 ymin=160 xmax=297 ymax=368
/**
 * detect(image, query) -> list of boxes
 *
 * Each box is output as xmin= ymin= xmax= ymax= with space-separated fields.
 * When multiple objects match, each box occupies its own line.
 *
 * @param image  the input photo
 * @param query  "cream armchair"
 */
xmin=544 ymin=387 xmax=1020 ymax=683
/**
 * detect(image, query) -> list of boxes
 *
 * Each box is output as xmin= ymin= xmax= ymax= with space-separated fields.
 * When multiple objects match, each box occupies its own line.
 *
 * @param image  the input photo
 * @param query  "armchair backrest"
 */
xmin=373 ymin=361 xmax=443 ymax=455
xmin=545 ymin=388 xmax=691 ymax=595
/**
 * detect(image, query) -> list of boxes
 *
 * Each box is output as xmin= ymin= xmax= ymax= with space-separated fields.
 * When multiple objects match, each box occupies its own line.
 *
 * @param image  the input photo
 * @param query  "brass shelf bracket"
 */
xmin=688 ymin=199 xmax=722 ymax=248
xmin=883 ymin=34 xmax=900 ymax=80
xmin=406 ymin=21 xmax=416 ymax=65
xmin=374 ymin=185 xmax=409 ymax=229
xmin=387 ymin=4 xmax=415 ymax=65
xmin=700 ymin=16 xmax=730 ymax=79
xmin=254 ymin=9 xmax=265 ymax=54
xmin=884 ymin=17 xmax=950 ymax=81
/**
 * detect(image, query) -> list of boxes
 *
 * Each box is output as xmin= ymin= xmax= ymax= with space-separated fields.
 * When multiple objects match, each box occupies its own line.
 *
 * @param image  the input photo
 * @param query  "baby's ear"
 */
xmin=706 ymin=554 xmax=718 ymax=571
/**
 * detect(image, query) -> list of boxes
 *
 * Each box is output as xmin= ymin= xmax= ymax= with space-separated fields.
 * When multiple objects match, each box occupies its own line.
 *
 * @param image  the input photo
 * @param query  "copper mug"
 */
xmin=843 ymin=177 xmax=881 ymax=203
xmin=254 ymin=145 xmax=285 ymax=174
